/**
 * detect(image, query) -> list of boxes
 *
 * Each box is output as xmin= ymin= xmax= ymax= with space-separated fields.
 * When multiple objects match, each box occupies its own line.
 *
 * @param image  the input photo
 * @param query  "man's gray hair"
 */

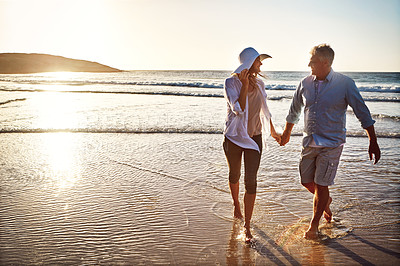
xmin=311 ymin=44 xmax=335 ymax=65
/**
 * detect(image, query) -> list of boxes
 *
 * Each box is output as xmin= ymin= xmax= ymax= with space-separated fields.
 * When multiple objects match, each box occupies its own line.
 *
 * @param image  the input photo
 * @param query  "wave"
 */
xmin=358 ymin=86 xmax=400 ymax=93
xmin=1 ymin=78 xmax=399 ymax=93
xmin=371 ymin=113 xmax=400 ymax=122
xmin=0 ymin=87 xmax=223 ymax=98
xmin=347 ymin=110 xmax=400 ymax=121
xmin=1 ymin=128 xmax=398 ymax=138
xmin=0 ymin=98 xmax=27 ymax=106
xmin=266 ymin=84 xmax=400 ymax=93
xmin=0 ymin=78 xmax=223 ymax=89
xmin=1 ymin=88 xmax=398 ymax=102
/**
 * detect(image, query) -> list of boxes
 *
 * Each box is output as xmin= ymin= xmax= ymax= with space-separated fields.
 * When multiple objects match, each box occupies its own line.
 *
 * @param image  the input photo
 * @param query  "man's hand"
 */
xmin=280 ymin=130 xmax=290 ymax=146
xmin=369 ymin=140 xmax=381 ymax=164
xmin=280 ymin=122 xmax=294 ymax=146
xmin=365 ymin=125 xmax=381 ymax=164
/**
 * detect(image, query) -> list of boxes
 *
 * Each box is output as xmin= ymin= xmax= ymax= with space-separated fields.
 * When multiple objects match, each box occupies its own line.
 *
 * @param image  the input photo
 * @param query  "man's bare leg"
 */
xmin=244 ymin=192 xmax=256 ymax=241
xmin=302 ymin=182 xmax=332 ymax=223
xmin=229 ymin=182 xmax=243 ymax=220
xmin=304 ymin=184 xmax=330 ymax=239
xmin=324 ymin=197 xmax=332 ymax=223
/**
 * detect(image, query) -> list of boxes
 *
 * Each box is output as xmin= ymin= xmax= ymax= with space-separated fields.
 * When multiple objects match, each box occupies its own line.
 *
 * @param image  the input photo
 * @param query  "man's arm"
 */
xmin=365 ymin=125 xmax=381 ymax=164
xmin=345 ymin=80 xmax=380 ymax=164
xmin=280 ymin=82 xmax=303 ymax=146
xmin=280 ymin=122 xmax=294 ymax=146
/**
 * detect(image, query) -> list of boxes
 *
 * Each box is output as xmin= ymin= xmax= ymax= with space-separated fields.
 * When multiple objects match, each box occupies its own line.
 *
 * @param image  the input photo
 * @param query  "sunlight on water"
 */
xmin=40 ymin=71 xmax=84 ymax=81
xmin=40 ymin=133 xmax=80 ymax=192
xmin=33 ymin=92 xmax=82 ymax=129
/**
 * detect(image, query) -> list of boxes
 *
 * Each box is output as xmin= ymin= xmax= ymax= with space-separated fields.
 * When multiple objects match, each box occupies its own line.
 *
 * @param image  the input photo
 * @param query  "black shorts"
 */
xmin=223 ymin=135 xmax=262 ymax=194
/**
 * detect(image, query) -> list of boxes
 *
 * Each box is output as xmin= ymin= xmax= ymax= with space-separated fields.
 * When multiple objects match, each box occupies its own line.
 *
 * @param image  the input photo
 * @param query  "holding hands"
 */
xmin=270 ymin=120 xmax=281 ymax=144
xmin=271 ymin=122 xmax=294 ymax=146
xmin=280 ymin=123 xmax=294 ymax=146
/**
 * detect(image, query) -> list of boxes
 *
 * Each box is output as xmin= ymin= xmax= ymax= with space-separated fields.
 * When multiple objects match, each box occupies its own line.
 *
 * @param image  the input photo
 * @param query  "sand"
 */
xmin=1 ymin=133 xmax=399 ymax=265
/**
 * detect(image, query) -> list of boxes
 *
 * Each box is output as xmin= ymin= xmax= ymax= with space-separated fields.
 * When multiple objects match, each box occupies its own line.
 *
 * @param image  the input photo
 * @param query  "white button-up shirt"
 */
xmin=223 ymin=75 xmax=272 ymax=152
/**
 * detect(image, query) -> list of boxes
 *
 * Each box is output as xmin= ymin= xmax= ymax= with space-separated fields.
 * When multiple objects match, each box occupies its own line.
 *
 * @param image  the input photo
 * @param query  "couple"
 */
xmin=223 ymin=44 xmax=381 ymax=241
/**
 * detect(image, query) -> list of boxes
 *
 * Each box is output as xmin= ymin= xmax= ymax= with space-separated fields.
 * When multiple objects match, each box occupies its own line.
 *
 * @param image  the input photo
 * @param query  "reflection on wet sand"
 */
xmin=274 ymin=217 xmax=399 ymax=265
xmin=227 ymin=219 xmax=301 ymax=265
xmin=309 ymin=242 xmax=327 ymax=265
xmin=226 ymin=220 xmax=254 ymax=265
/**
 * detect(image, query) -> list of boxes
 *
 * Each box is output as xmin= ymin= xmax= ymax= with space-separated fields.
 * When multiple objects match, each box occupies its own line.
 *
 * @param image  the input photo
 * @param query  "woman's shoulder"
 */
xmin=226 ymin=74 xmax=239 ymax=81
xmin=225 ymin=75 xmax=240 ymax=86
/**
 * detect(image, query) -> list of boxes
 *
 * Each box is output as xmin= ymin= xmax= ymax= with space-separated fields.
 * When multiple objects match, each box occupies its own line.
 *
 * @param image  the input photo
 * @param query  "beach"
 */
xmin=0 ymin=71 xmax=399 ymax=264
xmin=0 ymin=132 xmax=399 ymax=264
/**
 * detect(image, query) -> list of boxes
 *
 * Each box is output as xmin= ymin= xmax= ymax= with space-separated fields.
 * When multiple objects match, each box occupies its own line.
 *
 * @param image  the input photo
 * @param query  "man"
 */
xmin=280 ymin=44 xmax=381 ymax=239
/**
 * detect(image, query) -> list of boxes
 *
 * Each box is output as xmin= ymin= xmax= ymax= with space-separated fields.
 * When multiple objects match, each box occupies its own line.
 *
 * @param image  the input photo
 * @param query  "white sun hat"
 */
xmin=233 ymin=47 xmax=272 ymax=74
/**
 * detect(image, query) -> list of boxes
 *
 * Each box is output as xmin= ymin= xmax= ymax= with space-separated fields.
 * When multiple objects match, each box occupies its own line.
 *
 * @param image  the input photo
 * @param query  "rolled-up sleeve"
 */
xmin=224 ymin=78 xmax=244 ymax=115
xmin=286 ymin=82 xmax=304 ymax=124
xmin=346 ymin=80 xmax=375 ymax=129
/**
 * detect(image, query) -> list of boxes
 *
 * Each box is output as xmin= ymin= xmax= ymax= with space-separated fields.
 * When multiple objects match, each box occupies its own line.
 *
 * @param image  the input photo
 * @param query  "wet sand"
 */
xmin=1 ymin=133 xmax=399 ymax=265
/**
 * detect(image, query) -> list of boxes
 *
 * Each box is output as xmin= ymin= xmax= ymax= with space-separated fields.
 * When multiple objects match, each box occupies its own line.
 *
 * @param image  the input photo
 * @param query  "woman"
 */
xmin=223 ymin=47 xmax=280 ymax=242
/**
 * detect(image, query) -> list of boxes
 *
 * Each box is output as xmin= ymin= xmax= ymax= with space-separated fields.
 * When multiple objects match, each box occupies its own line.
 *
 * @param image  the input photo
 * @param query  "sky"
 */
xmin=1 ymin=0 xmax=399 ymax=71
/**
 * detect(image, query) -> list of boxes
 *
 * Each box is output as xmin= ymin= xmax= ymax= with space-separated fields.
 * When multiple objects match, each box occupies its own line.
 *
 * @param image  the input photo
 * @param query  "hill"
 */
xmin=0 ymin=53 xmax=121 ymax=74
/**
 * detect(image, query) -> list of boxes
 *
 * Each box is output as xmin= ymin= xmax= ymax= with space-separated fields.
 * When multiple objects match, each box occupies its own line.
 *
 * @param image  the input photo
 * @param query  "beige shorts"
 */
xmin=299 ymin=145 xmax=344 ymax=186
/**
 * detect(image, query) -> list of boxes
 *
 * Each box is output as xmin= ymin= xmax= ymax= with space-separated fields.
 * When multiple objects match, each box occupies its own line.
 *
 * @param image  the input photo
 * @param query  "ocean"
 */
xmin=0 ymin=71 xmax=398 ymax=136
xmin=0 ymin=71 xmax=399 ymax=264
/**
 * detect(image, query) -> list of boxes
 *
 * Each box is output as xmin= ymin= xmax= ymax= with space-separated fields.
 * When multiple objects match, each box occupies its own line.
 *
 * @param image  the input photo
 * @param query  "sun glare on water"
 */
xmin=45 ymin=71 xmax=80 ymax=79
xmin=28 ymin=71 xmax=90 ymax=129
xmin=39 ymin=133 xmax=81 ymax=194
xmin=32 ymin=92 xmax=82 ymax=129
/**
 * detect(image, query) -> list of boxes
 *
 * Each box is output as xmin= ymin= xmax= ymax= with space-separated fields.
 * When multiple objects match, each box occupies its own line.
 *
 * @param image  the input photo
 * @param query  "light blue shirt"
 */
xmin=286 ymin=69 xmax=375 ymax=148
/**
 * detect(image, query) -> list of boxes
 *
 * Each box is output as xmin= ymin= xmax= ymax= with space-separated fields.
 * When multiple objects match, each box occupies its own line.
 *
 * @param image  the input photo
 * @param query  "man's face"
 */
xmin=308 ymin=54 xmax=328 ymax=78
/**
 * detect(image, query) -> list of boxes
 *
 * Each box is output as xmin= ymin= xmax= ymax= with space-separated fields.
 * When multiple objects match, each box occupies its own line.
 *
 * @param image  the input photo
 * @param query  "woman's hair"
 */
xmin=255 ymin=72 xmax=267 ymax=79
xmin=310 ymin=44 xmax=335 ymax=65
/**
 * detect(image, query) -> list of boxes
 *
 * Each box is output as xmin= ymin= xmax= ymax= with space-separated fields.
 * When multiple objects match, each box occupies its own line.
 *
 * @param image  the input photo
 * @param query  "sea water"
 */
xmin=0 ymin=71 xmax=398 ymax=135
xmin=0 ymin=71 xmax=399 ymax=264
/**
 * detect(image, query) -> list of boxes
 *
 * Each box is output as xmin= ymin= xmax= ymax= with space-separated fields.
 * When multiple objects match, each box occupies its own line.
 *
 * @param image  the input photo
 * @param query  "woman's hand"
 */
xmin=237 ymin=69 xmax=249 ymax=91
xmin=271 ymin=129 xmax=282 ymax=144
xmin=270 ymin=119 xmax=282 ymax=144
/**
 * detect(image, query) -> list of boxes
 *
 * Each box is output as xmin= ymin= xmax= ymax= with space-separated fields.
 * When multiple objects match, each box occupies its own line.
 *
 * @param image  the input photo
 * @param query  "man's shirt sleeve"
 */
xmin=286 ymin=82 xmax=304 ymax=124
xmin=345 ymin=79 xmax=375 ymax=129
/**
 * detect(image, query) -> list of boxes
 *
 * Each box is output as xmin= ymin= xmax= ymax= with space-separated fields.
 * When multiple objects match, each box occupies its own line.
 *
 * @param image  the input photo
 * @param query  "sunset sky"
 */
xmin=1 ymin=0 xmax=399 ymax=71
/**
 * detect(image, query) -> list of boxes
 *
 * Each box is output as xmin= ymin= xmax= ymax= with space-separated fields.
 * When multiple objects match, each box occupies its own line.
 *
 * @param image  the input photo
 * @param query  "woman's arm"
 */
xmin=270 ymin=119 xmax=281 ymax=143
xmin=237 ymin=69 xmax=249 ymax=110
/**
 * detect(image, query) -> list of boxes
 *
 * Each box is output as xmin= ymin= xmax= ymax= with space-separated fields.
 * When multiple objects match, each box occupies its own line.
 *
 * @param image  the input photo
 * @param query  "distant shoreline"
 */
xmin=0 ymin=53 xmax=121 ymax=74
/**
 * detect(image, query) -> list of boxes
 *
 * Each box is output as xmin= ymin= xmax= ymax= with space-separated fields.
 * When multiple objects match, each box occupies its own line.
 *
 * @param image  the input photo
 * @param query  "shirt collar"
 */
xmin=312 ymin=68 xmax=334 ymax=82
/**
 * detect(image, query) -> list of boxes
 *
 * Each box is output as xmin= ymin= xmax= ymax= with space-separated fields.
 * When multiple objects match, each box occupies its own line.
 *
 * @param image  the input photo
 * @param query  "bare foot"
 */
xmin=244 ymin=226 xmax=253 ymax=243
xmin=323 ymin=197 xmax=332 ymax=223
xmin=304 ymin=228 xmax=319 ymax=240
xmin=234 ymin=207 xmax=243 ymax=220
